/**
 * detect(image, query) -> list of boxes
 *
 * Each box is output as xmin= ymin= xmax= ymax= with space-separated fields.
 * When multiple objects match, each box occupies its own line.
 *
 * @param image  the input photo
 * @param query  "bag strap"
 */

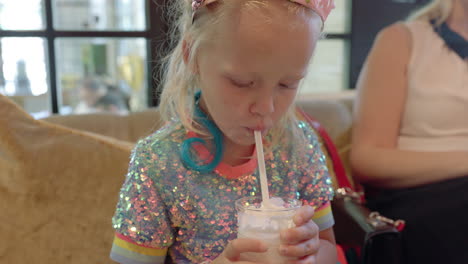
xmin=296 ymin=108 xmax=353 ymax=190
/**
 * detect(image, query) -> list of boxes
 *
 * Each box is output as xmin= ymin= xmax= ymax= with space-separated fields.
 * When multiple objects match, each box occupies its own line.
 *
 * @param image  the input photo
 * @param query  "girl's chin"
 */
xmin=225 ymin=134 xmax=255 ymax=147
xmin=230 ymin=138 xmax=255 ymax=147
xmin=224 ymin=127 xmax=270 ymax=147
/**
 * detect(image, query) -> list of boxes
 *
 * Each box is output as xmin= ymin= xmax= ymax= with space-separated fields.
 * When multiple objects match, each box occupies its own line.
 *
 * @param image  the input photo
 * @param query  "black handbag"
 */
xmin=332 ymin=188 xmax=404 ymax=264
xmin=297 ymin=109 xmax=405 ymax=264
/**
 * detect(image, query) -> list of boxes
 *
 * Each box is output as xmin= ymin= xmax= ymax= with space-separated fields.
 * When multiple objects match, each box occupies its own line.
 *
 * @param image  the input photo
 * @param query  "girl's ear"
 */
xmin=182 ymin=38 xmax=198 ymax=74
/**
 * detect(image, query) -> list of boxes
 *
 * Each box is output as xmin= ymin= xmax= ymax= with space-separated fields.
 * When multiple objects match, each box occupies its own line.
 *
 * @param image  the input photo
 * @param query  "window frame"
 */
xmin=0 ymin=0 xmax=165 ymax=114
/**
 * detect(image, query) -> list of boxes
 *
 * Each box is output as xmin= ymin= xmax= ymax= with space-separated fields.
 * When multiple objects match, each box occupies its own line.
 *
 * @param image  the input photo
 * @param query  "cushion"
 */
xmin=43 ymin=109 xmax=161 ymax=143
xmin=0 ymin=94 xmax=133 ymax=264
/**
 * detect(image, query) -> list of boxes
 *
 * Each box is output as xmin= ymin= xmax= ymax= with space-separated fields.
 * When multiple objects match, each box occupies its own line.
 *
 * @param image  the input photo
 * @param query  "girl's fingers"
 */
xmin=293 ymin=205 xmax=315 ymax=226
xmin=291 ymin=255 xmax=318 ymax=264
xmin=281 ymin=220 xmax=319 ymax=245
xmin=279 ymin=236 xmax=320 ymax=258
xmin=224 ymin=238 xmax=267 ymax=261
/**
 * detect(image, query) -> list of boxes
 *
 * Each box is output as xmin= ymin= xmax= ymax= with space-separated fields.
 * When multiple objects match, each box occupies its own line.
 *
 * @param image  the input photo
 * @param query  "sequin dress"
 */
xmin=110 ymin=120 xmax=334 ymax=264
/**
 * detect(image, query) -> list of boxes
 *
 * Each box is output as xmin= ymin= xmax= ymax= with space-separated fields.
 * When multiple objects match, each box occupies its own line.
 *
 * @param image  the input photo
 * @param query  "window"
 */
xmin=1 ymin=0 xmax=355 ymax=117
xmin=300 ymin=0 xmax=352 ymax=94
xmin=0 ymin=0 xmax=162 ymax=118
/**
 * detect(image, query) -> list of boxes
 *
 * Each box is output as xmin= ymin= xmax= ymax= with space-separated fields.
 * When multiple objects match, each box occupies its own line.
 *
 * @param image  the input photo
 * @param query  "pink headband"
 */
xmin=289 ymin=0 xmax=335 ymax=22
xmin=192 ymin=0 xmax=335 ymax=22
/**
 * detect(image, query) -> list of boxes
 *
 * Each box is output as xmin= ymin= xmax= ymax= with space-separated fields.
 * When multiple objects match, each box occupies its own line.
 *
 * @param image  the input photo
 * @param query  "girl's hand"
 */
xmin=211 ymin=238 xmax=268 ymax=264
xmin=279 ymin=205 xmax=320 ymax=263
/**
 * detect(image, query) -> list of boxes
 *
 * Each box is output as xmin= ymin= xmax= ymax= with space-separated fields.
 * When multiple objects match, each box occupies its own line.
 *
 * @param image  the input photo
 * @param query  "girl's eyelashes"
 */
xmin=229 ymin=78 xmax=254 ymax=88
xmin=226 ymin=75 xmax=300 ymax=89
xmin=279 ymin=82 xmax=299 ymax=90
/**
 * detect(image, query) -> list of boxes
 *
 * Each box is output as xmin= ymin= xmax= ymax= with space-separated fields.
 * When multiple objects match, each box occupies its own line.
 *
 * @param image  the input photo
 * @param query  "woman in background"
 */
xmin=351 ymin=0 xmax=468 ymax=263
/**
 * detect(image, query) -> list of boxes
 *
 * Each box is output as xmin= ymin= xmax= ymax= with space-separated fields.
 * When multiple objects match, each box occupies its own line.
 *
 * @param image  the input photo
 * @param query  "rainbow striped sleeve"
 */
xmin=110 ymin=233 xmax=168 ymax=264
xmin=311 ymin=201 xmax=334 ymax=231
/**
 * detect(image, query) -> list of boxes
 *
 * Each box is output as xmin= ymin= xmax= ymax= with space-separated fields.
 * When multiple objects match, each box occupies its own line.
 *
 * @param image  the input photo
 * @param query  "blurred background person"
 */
xmin=351 ymin=0 xmax=468 ymax=263
xmin=74 ymin=77 xmax=129 ymax=114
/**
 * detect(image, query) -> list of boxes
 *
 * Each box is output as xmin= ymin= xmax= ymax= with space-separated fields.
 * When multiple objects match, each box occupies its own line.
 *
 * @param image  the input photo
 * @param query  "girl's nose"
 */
xmin=249 ymin=94 xmax=275 ymax=117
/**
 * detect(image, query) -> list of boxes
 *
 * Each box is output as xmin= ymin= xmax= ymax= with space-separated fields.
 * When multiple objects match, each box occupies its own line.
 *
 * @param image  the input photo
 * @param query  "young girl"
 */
xmin=111 ymin=0 xmax=337 ymax=263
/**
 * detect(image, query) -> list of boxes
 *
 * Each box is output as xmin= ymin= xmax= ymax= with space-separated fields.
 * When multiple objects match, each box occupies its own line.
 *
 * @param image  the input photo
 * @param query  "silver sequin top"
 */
xmin=112 ymin=120 xmax=334 ymax=263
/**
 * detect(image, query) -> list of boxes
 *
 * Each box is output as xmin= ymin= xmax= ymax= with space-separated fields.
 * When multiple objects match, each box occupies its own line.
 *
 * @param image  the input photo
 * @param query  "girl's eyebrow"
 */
xmin=223 ymin=71 xmax=256 ymax=79
xmin=284 ymin=74 xmax=306 ymax=81
xmin=224 ymin=67 xmax=306 ymax=81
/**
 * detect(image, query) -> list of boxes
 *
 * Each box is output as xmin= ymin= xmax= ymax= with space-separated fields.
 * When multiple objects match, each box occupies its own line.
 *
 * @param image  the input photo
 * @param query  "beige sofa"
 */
xmin=0 ymin=91 xmax=354 ymax=264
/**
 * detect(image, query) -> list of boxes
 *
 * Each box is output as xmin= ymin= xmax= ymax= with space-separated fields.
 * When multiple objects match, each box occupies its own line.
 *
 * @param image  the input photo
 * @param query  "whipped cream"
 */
xmin=260 ymin=197 xmax=286 ymax=209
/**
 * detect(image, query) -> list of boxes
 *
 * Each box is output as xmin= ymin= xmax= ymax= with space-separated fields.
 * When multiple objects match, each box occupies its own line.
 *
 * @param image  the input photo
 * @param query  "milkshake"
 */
xmin=236 ymin=196 xmax=301 ymax=264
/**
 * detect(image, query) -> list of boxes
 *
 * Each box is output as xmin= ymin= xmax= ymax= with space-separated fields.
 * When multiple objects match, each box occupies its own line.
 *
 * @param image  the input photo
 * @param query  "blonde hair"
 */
xmin=407 ymin=0 xmax=453 ymax=25
xmin=159 ymin=0 xmax=320 ymax=149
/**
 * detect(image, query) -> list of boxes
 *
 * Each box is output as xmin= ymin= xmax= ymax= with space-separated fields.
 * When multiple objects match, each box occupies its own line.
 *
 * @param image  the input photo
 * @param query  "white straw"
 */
xmin=254 ymin=130 xmax=270 ymax=203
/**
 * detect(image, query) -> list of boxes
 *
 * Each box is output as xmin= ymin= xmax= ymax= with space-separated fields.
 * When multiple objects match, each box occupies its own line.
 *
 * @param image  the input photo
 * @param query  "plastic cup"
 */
xmin=235 ymin=196 xmax=302 ymax=263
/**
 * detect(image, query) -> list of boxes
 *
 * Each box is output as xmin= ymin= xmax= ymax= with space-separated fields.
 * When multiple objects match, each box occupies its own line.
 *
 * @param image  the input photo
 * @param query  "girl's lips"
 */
xmin=246 ymin=127 xmax=267 ymax=134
